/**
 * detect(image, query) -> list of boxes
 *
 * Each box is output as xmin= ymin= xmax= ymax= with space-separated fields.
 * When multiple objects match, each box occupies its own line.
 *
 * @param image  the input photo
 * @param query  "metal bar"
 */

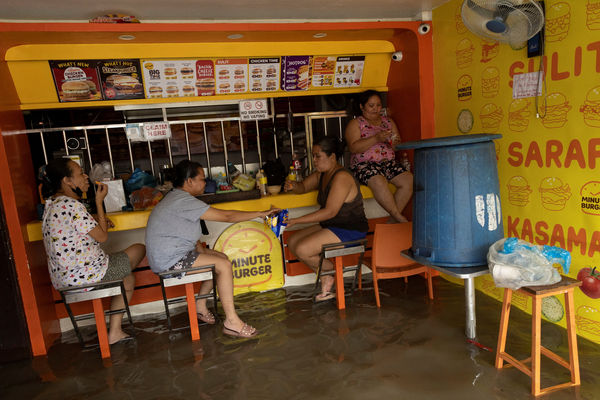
xmin=305 ymin=116 xmax=313 ymax=172
xmin=83 ymin=129 xmax=93 ymax=170
xmin=255 ymin=120 xmax=262 ymax=167
xmin=273 ymin=128 xmax=278 ymax=159
xmin=167 ymin=138 xmax=173 ymax=167
xmin=62 ymin=130 xmax=69 ymax=156
xmin=465 ymin=277 xmax=477 ymax=339
xmin=338 ymin=116 xmax=343 ymax=140
xmin=323 ymin=118 xmax=328 ymax=136
xmin=184 ymin=122 xmax=191 ymax=161
xmin=163 ymin=107 xmax=173 ymax=166
xmin=221 ymin=121 xmax=229 ymax=181
xmin=127 ymin=138 xmax=134 ymax=172
xmin=271 ymin=98 xmax=278 ymax=159
xmin=39 ymin=131 xmax=48 ymax=165
xmin=202 ymin=122 xmax=211 ymax=178
xmin=104 ymin=128 xmax=115 ymax=177
xmin=147 ymin=140 xmax=155 ymax=176
xmin=238 ymin=120 xmax=246 ymax=174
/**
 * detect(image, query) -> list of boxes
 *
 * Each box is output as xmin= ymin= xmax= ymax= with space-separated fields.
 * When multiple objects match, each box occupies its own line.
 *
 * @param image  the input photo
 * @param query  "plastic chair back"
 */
xmin=372 ymin=222 xmax=414 ymax=268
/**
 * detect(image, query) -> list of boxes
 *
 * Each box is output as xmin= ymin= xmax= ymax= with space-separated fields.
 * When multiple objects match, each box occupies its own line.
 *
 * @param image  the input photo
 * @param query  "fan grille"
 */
xmin=462 ymin=0 xmax=544 ymax=46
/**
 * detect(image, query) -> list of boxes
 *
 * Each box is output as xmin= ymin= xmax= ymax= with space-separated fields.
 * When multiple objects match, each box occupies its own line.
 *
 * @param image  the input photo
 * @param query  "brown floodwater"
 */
xmin=1 ymin=277 xmax=599 ymax=399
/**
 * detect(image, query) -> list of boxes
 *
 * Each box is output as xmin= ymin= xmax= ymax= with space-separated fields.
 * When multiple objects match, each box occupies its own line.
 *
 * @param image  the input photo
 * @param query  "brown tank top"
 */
xmin=317 ymin=168 xmax=369 ymax=232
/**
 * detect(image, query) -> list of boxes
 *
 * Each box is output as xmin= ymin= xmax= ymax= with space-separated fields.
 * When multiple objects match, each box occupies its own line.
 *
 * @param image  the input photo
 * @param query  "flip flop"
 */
xmin=197 ymin=311 xmax=216 ymax=325
xmin=109 ymin=335 xmax=135 ymax=346
xmin=314 ymin=291 xmax=336 ymax=303
xmin=222 ymin=323 xmax=258 ymax=338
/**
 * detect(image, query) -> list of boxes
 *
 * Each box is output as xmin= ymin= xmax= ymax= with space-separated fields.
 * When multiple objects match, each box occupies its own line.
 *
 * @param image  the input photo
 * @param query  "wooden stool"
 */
xmin=495 ymin=276 xmax=582 ymax=396
xmin=59 ymin=279 xmax=134 ymax=359
xmin=315 ymin=238 xmax=367 ymax=310
xmin=157 ymin=264 xmax=217 ymax=341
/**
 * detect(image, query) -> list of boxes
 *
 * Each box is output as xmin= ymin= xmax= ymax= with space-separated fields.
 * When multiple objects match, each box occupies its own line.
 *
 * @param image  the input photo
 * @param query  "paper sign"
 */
xmin=143 ymin=122 xmax=171 ymax=141
xmin=239 ymin=99 xmax=269 ymax=121
xmin=126 ymin=123 xmax=145 ymax=142
xmin=512 ymin=72 xmax=544 ymax=99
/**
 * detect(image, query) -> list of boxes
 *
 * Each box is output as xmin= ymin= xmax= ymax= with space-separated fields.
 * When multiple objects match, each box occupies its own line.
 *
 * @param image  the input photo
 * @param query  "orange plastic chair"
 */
xmin=366 ymin=223 xmax=434 ymax=307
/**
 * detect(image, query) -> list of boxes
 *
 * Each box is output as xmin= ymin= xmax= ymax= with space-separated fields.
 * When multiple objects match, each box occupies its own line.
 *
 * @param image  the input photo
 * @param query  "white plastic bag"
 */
xmin=488 ymin=238 xmax=561 ymax=290
xmin=102 ymin=179 xmax=127 ymax=213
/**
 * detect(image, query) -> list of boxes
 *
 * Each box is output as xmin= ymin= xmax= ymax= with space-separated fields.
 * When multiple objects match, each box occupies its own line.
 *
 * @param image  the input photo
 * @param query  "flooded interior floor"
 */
xmin=2 ymin=276 xmax=600 ymax=399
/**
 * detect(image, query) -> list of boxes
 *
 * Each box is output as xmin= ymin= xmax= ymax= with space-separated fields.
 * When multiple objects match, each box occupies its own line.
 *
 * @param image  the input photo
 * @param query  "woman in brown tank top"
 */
xmin=284 ymin=135 xmax=368 ymax=302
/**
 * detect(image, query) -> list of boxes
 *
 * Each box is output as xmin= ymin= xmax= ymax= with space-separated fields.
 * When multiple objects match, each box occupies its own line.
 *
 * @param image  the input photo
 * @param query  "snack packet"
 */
xmin=265 ymin=209 xmax=288 ymax=237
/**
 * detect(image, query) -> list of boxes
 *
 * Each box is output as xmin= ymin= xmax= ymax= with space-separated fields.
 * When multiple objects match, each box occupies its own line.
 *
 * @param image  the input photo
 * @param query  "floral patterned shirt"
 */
xmin=42 ymin=196 xmax=108 ymax=289
xmin=349 ymin=116 xmax=396 ymax=166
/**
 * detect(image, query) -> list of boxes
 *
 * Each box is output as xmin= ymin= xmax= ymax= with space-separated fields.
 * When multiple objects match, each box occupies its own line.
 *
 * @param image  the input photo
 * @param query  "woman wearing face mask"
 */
xmin=284 ymin=135 xmax=368 ymax=302
xmin=41 ymin=158 xmax=145 ymax=345
xmin=345 ymin=90 xmax=413 ymax=223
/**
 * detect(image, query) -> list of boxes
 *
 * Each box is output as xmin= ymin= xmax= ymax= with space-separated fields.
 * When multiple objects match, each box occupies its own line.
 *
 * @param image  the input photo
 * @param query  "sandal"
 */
xmin=314 ymin=291 xmax=336 ymax=303
xmin=197 ymin=311 xmax=216 ymax=325
xmin=222 ymin=323 xmax=258 ymax=338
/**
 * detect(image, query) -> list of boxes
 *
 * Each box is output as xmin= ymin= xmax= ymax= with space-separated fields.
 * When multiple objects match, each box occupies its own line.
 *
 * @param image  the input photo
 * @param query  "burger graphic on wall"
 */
xmin=545 ymin=2 xmax=571 ymax=42
xmin=587 ymin=0 xmax=600 ymax=30
xmin=507 ymin=176 xmax=532 ymax=206
xmin=457 ymin=74 xmax=472 ymax=101
xmin=481 ymin=66 xmax=500 ymax=98
xmin=580 ymin=86 xmax=600 ymax=127
xmin=539 ymin=176 xmax=571 ymax=211
xmin=455 ymin=38 xmax=475 ymax=69
xmin=540 ymin=92 xmax=571 ymax=128
xmin=479 ymin=103 xmax=503 ymax=132
xmin=508 ymin=98 xmax=531 ymax=132
xmin=576 ymin=305 xmax=600 ymax=337
xmin=580 ymin=181 xmax=600 ymax=215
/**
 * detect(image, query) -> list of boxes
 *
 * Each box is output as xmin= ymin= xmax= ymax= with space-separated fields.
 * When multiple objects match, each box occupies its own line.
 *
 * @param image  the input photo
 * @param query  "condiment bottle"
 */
xmin=256 ymin=169 xmax=268 ymax=196
xmin=287 ymin=166 xmax=297 ymax=182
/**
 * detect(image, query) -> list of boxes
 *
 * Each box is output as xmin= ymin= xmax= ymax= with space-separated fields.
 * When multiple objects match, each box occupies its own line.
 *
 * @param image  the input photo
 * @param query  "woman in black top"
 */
xmin=284 ymin=135 xmax=368 ymax=302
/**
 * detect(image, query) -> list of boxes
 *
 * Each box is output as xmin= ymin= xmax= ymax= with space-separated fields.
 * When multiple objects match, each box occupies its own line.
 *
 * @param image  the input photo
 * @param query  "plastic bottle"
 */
xmin=292 ymin=152 xmax=303 ymax=182
xmin=256 ymin=169 xmax=268 ymax=196
xmin=401 ymin=152 xmax=411 ymax=172
xmin=287 ymin=166 xmax=297 ymax=182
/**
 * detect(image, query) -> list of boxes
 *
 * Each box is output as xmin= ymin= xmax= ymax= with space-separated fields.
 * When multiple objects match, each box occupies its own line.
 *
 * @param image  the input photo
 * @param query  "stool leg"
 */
xmin=334 ymin=257 xmax=345 ymax=310
xmin=185 ymin=283 xmax=200 ymax=341
xmin=159 ymin=279 xmax=172 ymax=331
xmin=531 ymin=295 xmax=542 ymax=396
xmin=92 ymin=298 xmax=111 ymax=359
xmin=564 ymin=290 xmax=580 ymax=387
xmin=495 ymin=288 xmax=513 ymax=369
xmin=315 ymin=253 xmax=325 ymax=290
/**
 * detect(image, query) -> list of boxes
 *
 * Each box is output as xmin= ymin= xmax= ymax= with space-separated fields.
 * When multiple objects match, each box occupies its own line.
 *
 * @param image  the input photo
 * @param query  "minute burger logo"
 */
xmin=581 ymin=181 xmax=600 ymax=215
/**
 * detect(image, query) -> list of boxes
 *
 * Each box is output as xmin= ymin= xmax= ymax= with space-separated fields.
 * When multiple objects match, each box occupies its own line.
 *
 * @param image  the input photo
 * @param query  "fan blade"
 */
xmin=506 ymin=10 xmax=532 ymax=45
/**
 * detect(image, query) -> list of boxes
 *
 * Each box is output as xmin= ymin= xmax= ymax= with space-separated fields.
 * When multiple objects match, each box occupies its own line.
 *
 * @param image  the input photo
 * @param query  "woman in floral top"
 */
xmin=345 ymin=90 xmax=413 ymax=223
xmin=41 ymin=158 xmax=145 ymax=345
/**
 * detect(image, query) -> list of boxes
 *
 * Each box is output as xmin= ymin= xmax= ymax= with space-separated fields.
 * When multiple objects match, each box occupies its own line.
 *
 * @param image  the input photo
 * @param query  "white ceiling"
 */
xmin=1 ymin=0 xmax=452 ymax=22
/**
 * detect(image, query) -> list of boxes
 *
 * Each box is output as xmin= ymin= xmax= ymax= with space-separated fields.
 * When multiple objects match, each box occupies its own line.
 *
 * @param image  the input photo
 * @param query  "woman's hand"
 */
xmin=284 ymin=180 xmax=297 ymax=192
xmin=375 ymin=129 xmax=393 ymax=144
xmin=261 ymin=205 xmax=281 ymax=218
xmin=95 ymin=182 xmax=108 ymax=204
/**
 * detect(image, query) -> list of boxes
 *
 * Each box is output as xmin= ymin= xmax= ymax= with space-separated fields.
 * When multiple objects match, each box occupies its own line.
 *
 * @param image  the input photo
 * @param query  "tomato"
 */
xmin=577 ymin=267 xmax=600 ymax=299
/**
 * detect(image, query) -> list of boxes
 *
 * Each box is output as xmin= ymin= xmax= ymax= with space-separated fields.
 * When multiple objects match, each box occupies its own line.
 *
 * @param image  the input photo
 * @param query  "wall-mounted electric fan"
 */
xmin=461 ymin=0 xmax=544 ymax=48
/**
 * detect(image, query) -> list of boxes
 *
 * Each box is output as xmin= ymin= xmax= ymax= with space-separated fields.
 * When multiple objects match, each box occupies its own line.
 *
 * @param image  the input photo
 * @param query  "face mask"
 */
xmin=70 ymin=185 xmax=83 ymax=198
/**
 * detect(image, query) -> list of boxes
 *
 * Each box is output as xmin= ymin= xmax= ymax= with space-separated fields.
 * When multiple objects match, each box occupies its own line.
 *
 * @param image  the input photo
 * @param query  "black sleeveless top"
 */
xmin=317 ymin=168 xmax=369 ymax=232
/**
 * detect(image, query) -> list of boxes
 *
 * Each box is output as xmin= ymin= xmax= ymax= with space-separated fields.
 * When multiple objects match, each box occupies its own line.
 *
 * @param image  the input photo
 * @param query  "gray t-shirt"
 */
xmin=145 ymin=189 xmax=209 ymax=272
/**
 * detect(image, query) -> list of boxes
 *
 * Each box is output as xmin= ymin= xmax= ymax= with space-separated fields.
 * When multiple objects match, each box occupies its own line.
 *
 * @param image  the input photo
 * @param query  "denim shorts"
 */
xmin=327 ymin=227 xmax=367 ymax=243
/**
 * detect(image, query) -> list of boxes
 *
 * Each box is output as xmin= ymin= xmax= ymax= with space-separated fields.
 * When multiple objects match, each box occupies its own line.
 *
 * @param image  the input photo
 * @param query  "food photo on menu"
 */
xmin=249 ymin=58 xmax=280 ymax=92
xmin=49 ymin=60 xmax=103 ymax=102
xmin=215 ymin=59 xmax=248 ymax=95
xmin=98 ymin=59 xmax=145 ymax=100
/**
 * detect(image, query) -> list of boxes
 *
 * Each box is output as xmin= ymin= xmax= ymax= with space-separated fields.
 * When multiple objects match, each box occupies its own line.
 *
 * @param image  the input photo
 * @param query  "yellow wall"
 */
xmin=433 ymin=0 xmax=600 ymax=343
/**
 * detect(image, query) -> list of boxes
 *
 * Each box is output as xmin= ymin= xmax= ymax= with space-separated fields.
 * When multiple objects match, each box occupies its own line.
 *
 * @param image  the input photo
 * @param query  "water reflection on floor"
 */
xmin=2 ymin=277 xmax=600 ymax=399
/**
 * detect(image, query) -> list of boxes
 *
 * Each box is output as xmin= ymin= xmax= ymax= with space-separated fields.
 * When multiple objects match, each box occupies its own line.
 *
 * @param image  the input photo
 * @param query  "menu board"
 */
xmin=334 ymin=56 xmax=365 ymax=88
xmin=141 ymin=59 xmax=214 ymax=98
xmin=281 ymin=56 xmax=311 ymax=91
xmin=98 ymin=60 xmax=144 ymax=100
xmin=248 ymin=58 xmax=280 ymax=92
xmin=215 ymin=58 xmax=248 ymax=94
xmin=312 ymin=56 xmax=336 ymax=87
xmin=49 ymin=60 xmax=103 ymax=102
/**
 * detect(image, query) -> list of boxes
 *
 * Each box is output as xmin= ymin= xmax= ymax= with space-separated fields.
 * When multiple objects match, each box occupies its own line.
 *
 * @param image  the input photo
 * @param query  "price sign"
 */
xmin=512 ymin=71 xmax=543 ymax=99
xmin=239 ymin=99 xmax=269 ymax=121
xmin=143 ymin=122 xmax=171 ymax=141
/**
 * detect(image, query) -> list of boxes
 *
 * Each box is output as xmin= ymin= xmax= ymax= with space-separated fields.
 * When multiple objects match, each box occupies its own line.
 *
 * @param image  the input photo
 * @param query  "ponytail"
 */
xmin=40 ymin=158 xmax=72 ymax=198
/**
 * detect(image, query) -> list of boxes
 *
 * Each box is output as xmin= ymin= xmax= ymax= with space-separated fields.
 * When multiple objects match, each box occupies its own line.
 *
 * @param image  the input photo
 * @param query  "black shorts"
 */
xmin=350 ymin=159 xmax=408 ymax=186
xmin=169 ymin=249 xmax=201 ymax=272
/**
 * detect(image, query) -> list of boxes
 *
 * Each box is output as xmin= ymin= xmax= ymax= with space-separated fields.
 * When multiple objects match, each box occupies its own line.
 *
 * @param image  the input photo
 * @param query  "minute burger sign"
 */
xmin=239 ymin=99 xmax=269 ymax=121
